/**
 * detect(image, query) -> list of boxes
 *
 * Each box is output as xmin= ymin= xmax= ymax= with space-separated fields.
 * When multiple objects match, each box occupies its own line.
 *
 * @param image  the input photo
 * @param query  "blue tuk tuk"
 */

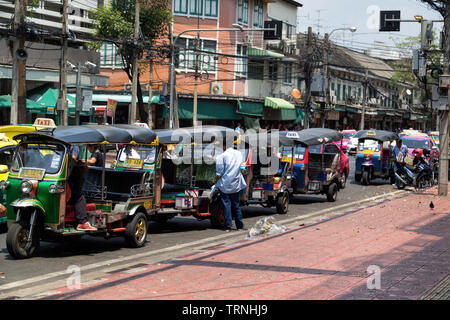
xmin=281 ymin=128 xmax=344 ymax=202
xmin=355 ymin=130 xmax=398 ymax=185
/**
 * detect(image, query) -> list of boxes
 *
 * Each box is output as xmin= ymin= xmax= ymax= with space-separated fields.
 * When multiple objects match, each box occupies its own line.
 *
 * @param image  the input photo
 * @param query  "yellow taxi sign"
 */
xmin=33 ymin=118 xmax=56 ymax=128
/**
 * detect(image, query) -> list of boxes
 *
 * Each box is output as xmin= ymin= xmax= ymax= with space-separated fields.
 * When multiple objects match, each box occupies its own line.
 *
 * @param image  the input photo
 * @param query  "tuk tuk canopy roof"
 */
xmin=155 ymin=126 xmax=238 ymax=145
xmin=357 ymin=130 xmax=399 ymax=142
xmin=14 ymin=125 xmax=158 ymax=145
xmin=240 ymin=132 xmax=295 ymax=147
xmin=281 ymin=128 xmax=343 ymax=146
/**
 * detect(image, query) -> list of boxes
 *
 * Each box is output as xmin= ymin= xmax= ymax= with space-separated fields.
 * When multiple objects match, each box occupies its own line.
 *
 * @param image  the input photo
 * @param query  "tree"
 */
xmin=91 ymin=0 xmax=171 ymax=123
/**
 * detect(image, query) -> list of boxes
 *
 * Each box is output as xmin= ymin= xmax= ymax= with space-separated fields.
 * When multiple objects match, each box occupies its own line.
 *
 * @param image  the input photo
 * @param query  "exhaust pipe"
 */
xmin=395 ymin=173 xmax=407 ymax=185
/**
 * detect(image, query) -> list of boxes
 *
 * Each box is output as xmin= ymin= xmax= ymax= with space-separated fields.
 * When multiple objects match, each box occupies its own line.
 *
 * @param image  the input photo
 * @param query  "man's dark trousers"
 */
xmin=220 ymin=191 xmax=243 ymax=229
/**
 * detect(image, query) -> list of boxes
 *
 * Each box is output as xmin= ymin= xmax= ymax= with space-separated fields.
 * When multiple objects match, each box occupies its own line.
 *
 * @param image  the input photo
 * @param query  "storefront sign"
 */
xmin=326 ymin=110 xmax=340 ymax=121
xmin=107 ymin=99 xmax=117 ymax=117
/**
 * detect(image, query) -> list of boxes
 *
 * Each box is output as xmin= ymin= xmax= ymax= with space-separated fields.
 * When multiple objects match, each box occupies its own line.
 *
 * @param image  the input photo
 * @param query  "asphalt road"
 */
xmin=0 ymin=156 xmax=401 ymax=297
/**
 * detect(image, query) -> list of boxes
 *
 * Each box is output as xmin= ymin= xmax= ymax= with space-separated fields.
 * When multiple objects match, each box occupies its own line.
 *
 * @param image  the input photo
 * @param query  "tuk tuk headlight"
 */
xmin=365 ymin=154 xmax=370 ymax=161
xmin=48 ymin=184 xmax=65 ymax=194
xmin=0 ymin=180 xmax=10 ymax=190
xmin=20 ymin=180 xmax=33 ymax=194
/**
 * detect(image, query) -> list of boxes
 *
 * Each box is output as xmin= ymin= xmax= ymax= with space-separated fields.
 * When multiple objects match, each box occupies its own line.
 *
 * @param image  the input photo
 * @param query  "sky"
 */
xmin=296 ymin=0 xmax=444 ymax=54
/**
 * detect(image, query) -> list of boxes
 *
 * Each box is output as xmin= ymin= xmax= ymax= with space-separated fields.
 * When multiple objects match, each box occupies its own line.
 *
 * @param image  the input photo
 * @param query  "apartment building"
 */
xmin=0 ymin=0 xmax=107 ymax=124
xmin=98 ymin=0 xmax=305 ymax=128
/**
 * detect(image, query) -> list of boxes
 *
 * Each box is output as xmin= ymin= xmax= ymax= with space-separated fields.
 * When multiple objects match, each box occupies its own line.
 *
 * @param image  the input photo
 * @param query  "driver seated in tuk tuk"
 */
xmin=67 ymin=152 xmax=98 ymax=231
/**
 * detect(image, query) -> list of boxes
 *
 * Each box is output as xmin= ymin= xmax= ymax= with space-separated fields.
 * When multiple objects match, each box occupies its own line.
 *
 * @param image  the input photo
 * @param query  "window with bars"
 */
xmin=268 ymin=61 xmax=278 ymax=81
xmin=173 ymin=0 xmax=218 ymax=17
xmin=253 ymin=0 xmax=263 ymax=28
xmin=237 ymin=0 xmax=249 ymax=24
xmin=283 ymin=63 xmax=292 ymax=84
xmin=174 ymin=37 xmax=217 ymax=72
xmin=100 ymin=42 xmax=124 ymax=67
xmin=236 ymin=44 xmax=248 ymax=77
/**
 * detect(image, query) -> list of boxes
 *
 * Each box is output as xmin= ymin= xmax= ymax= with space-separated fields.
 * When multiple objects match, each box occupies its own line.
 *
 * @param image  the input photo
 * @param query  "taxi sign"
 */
xmin=285 ymin=131 xmax=299 ymax=139
xmin=33 ymin=118 xmax=56 ymax=128
xmin=133 ymin=122 xmax=149 ymax=129
xmin=19 ymin=168 xmax=46 ymax=180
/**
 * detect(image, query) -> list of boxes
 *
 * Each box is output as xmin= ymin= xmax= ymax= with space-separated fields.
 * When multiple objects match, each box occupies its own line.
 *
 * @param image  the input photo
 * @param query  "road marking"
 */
xmin=0 ymin=189 xmax=407 ymax=293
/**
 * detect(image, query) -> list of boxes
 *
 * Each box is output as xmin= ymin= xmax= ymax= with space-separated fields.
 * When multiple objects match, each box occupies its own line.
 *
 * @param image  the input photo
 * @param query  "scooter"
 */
xmin=395 ymin=149 xmax=435 ymax=190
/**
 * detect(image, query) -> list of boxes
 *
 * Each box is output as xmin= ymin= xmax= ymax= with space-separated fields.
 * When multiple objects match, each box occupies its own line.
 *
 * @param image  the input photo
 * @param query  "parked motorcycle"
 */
xmin=395 ymin=148 xmax=436 ymax=190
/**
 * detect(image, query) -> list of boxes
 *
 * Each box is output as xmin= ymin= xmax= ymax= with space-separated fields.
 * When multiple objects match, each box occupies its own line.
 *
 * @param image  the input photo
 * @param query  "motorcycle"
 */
xmin=395 ymin=148 xmax=436 ymax=190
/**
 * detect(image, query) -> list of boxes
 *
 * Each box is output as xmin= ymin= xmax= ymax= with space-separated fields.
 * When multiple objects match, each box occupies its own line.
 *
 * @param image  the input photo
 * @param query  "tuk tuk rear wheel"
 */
xmin=125 ymin=212 xmax=148 ymax=248
xmin=210 ymin=199 xmax=225 ymax=229
xmin=6 ymin=221 xmax=40 ymax=259
xmin=362 ymin=171 xmax=370 ymax=185
xmin=326 ymin=183 xmax=338 ymax=202
xmin=276 ymin=191 xmax=289 ymax=214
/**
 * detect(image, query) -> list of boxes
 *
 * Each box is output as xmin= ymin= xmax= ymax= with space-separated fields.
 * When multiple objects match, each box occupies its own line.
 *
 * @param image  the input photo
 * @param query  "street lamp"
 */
xmin=168 ymin=25 xmax=275 ymax=128
xmin=328 ymin=26 xmax=357 ymax=38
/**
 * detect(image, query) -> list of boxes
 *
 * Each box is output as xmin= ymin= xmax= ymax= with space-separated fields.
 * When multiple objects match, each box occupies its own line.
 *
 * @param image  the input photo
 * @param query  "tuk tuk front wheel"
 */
xmin=276 ymin=191 xmax=289 ymax=214
xmin=6 ymin=220 xmax=40 ymax=259
xmin=362 ymin=171 xmax=370 ymax=185
xmin=326 ymin=183 xmax=338 ymax=202
xmin=125 ymin=212 xmax=148 ymax=248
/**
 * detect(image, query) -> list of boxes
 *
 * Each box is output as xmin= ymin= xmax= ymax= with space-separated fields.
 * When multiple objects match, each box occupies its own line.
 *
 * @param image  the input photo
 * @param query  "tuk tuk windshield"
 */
xmin=118 ymin=145 xmax=157 ymax=164
xmin=12 ymin=143 xmax=65 ymax=174
xmin=358 ymin=139 xmax=381 ymax=152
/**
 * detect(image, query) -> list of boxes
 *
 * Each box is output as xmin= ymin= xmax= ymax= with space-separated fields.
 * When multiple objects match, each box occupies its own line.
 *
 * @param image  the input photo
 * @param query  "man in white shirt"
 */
xmin=214 ymin=145 xmax=247 ymax=231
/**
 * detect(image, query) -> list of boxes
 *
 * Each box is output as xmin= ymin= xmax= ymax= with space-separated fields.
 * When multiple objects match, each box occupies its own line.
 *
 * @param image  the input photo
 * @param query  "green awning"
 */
xmin=294 ymin=108 xmax=305 ymax=123
xmin=178 ymin=99 xmax=241 ymax=120
xmin=280 ymin=108 xmax=297 ymax=120
xmin=346 ymin=107 xmax=359 ymax=114
xmin=264 ymin=97 xmax=295 ymax=110
xmin=248 ymin=47 xmax=284 ymax=58
xmin=238 ymin=100 xmax=264 ymax=117
xmin=37 ymin=89 xmax=75 ymax=108
xmin=0 ymin=95 xmax=46 ymax=111
xmin=334 ymin=106 xmax=346 ymax=112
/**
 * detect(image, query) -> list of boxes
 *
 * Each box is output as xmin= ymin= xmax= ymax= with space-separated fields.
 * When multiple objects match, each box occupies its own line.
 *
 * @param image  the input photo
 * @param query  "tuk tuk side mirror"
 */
xmin=0 ymin=165 xmax=8 ymax=174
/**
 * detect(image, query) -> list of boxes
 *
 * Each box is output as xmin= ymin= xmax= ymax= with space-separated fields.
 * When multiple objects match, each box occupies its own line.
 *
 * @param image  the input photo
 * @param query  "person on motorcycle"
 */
xmin=392 ymin=138 xmax=408 ymax=185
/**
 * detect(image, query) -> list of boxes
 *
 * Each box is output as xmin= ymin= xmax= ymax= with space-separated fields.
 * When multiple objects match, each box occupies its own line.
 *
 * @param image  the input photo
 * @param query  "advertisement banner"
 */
xmin=107 ymin=99 xmax=117 ymax=118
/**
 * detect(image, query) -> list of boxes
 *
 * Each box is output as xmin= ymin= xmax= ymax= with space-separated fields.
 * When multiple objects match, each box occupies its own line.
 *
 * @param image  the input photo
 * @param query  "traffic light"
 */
xmin=379 ymin=11 xmax=400 ymax=32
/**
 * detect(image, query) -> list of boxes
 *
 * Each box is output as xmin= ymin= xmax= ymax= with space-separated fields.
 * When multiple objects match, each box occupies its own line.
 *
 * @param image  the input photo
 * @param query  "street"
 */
xmin=0 ymin=156 xmax=404 ymax=299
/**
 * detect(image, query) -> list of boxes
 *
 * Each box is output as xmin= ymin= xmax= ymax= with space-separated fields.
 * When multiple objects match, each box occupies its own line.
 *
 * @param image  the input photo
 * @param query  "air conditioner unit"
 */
xmin=210 ymin=82 xmax=223 ymax=95
xmin=279 ymin=39 xmax=288 ymax=51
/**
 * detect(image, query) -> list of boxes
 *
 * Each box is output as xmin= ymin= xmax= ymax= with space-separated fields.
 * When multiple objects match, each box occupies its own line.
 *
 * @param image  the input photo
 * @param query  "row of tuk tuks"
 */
xmin=0 ymin=124 xmax=348 ymax=259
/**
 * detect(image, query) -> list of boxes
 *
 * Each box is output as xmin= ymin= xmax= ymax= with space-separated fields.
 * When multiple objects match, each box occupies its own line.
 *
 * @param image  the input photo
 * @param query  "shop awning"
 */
xmin=238 ymin=100 xmax=264 ymax=117
xmin=38 ymin=88 xmax=75 ymax=108
xmin=264 ymin=97 xmax=295 ymax=110
xmin=0 ymin=95 xmax=46 ymax=111
xmin=280 ymin=108 xmax=297 ymax=120
xmin=178 ymin=99 xmax=241 ymax=120
xmin=248 ymin=47 xmax=285 ymax=58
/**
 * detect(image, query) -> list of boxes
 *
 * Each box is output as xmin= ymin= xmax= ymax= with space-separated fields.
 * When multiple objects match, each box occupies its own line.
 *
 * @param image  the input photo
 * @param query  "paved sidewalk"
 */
xmin=40 ymin=187 xmax=450 ymax=300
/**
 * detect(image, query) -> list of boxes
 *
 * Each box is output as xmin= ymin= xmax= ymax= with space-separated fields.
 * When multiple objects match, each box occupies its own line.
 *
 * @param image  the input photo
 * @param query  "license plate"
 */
xmin=308 ymin=182 xmax=319 ymax=191
xmin=252 ymin=190 xmax=263 ymax=199
xmin=18 ymin=168 xmax=45 ymax=180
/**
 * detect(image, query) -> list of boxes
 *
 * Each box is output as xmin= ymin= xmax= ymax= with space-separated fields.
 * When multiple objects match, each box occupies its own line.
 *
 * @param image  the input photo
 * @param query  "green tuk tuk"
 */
xmin=1 ymin=125 xmax=159 ymax=259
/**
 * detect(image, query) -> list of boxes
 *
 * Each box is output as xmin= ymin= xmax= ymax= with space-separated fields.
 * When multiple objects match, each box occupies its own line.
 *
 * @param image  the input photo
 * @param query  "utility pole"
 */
xmin=303 ymin=26 xmax=313 ymax=129
xmin=10 ymin=0 xmax=22 ymax=125
xmin=147 ymin=53 xmax=153 ymax=129
xmin=59 ymin=0 xmax=69 ymax=126
xmin=168 ymin=21 xmax=174 ymax=128
xmin=193 ymin=32 xmax=200 ymax=127
xmin=75 ymin=62 xmax=82 ymax=125
xmin=360 ymin=69 xmax=368 ymax=130
xmin=438 ymin=4 xmax=450 ymax=196
xmin=129 ymin=0 xmax=140 ymax=124
xmin=322 ymin=32 xmax=329 ymax=128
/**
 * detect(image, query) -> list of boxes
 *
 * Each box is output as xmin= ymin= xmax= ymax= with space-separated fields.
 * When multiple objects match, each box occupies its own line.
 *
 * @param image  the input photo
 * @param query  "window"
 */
xmin=268 ymin=61 xmax=278 ymax=81
xmin=331 ymin=82 xmax=335 ymax=91
xmin=205 ymin=0 xmax=218 ymax=16
xmin=237 ymin=0 xmax=249 ymax=24
xmin=248 ymin=59 xmax=264 ymax=80
xmin=0 ymin=146 xmax=15 ymax=168
xmin=189 ymin=0 xmax=203 ymax=15
xmin=253 ymin=0 xmax=263 ymax=28
xmin=100 ymin=42 xmax=124 ymax=67
xmin=343 ymin=84 xmax=346 ymax=99
xmin=286 ymin=24 xmax=294 ymax=39
xmin=358 ymin=87 xmax=361 ymax=98
xmin=173 ymin=0 xmax=218 ymax=17
xmin=175 ymin=37 xmax=217 ymax=72
xmin=236 ymin=44 xmax=248 ymax=77
xmin=337 ymin=84 xmax=341 ymax=100
xmin=283 ymin=63 xmax=292 ymax=84
xmin=174 ymin=0 xmax=188 ymax=14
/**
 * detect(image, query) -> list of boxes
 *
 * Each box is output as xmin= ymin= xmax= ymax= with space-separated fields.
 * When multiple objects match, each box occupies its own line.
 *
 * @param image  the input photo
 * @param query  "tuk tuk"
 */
xmin=153 ymin=126 xmax=238 ymax=227
xmin=238 ymin=132 xmax=295 ymax=215
xmin=1 ymin=125 xmax=159 ymax=259
xmin=0 ymin=124 xmax=47 ymax=233
xmin=281 ymin=128 xmax=344 ymax=202
xmin=355 ymin=130 xmax=398 ymax=185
